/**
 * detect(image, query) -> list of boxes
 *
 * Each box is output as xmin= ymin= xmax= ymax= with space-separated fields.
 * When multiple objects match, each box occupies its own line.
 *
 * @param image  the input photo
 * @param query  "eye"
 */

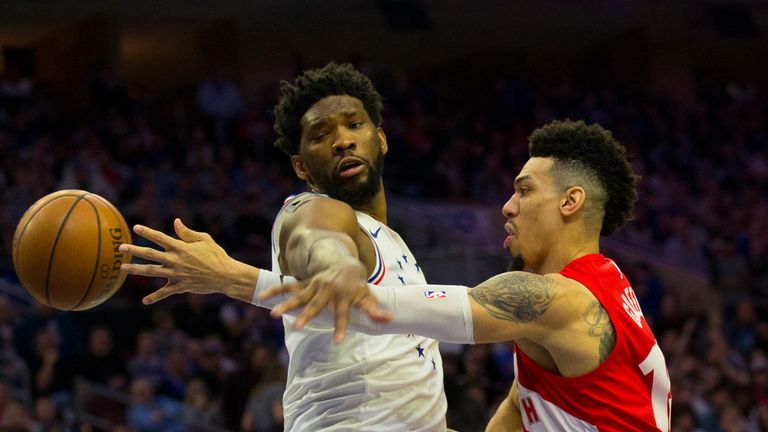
xmin=348 ymin=121 xmax=363 ymax=129
xmin=519 ymin=187 xmax=530 ymax=196
xmin=310 ymin=132 xmax=327 ymax=142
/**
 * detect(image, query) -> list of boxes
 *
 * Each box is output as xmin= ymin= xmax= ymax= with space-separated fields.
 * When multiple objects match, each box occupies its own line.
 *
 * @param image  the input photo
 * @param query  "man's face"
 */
xmin=502 ymin=157 xmax=563 ymax=272
xmin=292 ymin=95 xmax=387 ymax=208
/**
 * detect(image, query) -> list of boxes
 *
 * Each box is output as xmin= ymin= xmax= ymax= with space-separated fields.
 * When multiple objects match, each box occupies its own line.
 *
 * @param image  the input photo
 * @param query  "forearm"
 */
xmin=250 ymin=270 xmax=475 ymax=344
xmin=486 ymin=396 xmax=523 ymax=432
xmin=362 ymin=283 xmax=474 ymax=343
xmin=285 ymin=230 xmax=363 ymax=279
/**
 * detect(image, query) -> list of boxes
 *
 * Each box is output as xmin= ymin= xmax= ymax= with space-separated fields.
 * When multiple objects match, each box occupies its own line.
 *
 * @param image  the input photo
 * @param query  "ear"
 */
xmin=560 ymin=186 xmax=586 ymax=217
xmin=290 ymin=155 xmax=310 ymax=181
xmin=377 ymin=127 xmax=388 ymax=155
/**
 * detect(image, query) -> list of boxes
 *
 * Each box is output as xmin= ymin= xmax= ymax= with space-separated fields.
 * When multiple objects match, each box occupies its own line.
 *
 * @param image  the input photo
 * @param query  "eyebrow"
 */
xmin=514 ymin=175 xmax=532 ymax=187
xmin=307 ymin=110 xmax=360 ymax=127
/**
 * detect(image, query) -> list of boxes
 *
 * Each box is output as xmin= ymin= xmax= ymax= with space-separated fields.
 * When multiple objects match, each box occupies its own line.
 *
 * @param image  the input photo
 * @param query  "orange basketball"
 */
xmin=12 ymin=190 xmax=132 ymax=311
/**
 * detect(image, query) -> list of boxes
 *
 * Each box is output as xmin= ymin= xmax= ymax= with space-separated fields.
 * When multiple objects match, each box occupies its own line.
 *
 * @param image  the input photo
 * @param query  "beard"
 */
xmin=322 ymin=150 xmax=384 ymax=208
xmin=507 ymin=254 xmax=525 ymax=272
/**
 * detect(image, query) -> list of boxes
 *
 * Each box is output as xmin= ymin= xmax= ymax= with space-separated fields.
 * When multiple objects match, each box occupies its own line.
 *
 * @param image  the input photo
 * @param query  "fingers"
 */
xmin=333 ymin=301 xmax=350 ymax=343
xmin=293 ymin=288 xmax=332 ymax=329
xmin=120 ymin=263 xmax=174 ymax=278
xmin=142 ymin=285 xmax=182 ymax=305
xmin=133 ymin=225 xmax=183 ymax=250
xmin=174 ymin=218 xmax=208 ymax=243
xmin=118 ymin=244 xmax=167 ymax=264
xmin=259 ymin=283 xmax=302 ymax=301
xmin=360 ymin=295 xmax=393 ymax=323
xmin=270 ymin=288 xmax=313 ymax=318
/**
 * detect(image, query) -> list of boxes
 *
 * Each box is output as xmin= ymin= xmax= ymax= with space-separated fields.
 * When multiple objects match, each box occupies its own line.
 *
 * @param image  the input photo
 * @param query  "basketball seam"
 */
xmin=87 ymin=194 xmax=132 ymax=255
xmin=83 ymin=193 xmax=131 ymax=310
xmin=70 ymin=196 xmax=101 ymax=311
xmin=45 ymin=193 xmax=90 ymax=308
xmin=14 ymin=193 xmax=84 ymax=273
xmin=87 ymin=194 xmax=125 ymax=226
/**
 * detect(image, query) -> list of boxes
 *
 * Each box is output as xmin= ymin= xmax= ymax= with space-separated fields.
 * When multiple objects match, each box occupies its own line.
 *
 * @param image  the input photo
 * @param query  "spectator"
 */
xmin=31 ymin=396 xmax=67 ymax=432
xmin=127 ymin=331 xmax=164 ymax=386
xmin=27 ymin=329 xmax=74 ymax=413
xmin=195 ymin=67 xmax=244 ymax=150
xmin=126 ymin=377 xmax=183 ymax=432
xmin=0 ymin=59 xmax=767 ymax=429
xmin=1 ymin=399 xmax=33 ymax=432
xmin=76 ymin=326 xmax=126 ymax=390
xmin=182 ymin=377 xmax=222 ymax=430
xmin=156 ymin=349 xmax=190 ymax=402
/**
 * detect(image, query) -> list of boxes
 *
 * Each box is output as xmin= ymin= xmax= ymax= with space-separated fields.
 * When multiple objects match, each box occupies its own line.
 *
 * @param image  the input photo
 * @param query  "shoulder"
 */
xmin=281 ymin=194 xmax=359 ymax=231
xmin=543 ymin=273 xmax=602 ymax=318
xmin=280 ymin=192 xmax=350 ymax=213
xmin=285 ymin=193 xmax=355 ymax=217
xmin=277 ymin=194 xmax=371 ymax=251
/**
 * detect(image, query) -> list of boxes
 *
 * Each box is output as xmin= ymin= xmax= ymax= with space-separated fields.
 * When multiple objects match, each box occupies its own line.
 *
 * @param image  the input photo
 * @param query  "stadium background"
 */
xmin=0 ymin=1 xmax=767 ymax=430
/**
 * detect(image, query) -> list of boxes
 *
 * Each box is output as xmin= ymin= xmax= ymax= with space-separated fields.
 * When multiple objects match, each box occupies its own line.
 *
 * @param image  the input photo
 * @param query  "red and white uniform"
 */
xmin=515 ymin=254 xmax=671 ymax=431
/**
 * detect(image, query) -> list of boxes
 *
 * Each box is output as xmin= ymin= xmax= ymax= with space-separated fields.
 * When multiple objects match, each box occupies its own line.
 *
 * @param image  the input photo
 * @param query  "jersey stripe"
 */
xmin=367 ymin=237 xmax=386 ymax=285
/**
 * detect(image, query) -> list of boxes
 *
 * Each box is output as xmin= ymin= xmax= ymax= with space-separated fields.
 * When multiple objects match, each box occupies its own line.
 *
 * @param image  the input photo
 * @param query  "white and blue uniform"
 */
xmin=271 ymin=192 xmax=447 ymax=431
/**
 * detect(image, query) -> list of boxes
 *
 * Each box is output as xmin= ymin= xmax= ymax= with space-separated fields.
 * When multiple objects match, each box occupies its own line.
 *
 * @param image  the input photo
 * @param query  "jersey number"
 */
xmin=638 ymin=343 xmax=671 ymax=431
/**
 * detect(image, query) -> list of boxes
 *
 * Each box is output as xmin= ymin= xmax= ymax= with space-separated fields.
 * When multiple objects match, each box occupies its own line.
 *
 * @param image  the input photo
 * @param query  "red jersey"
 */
xmin=514 ymin=254 xmax=671 ymax=431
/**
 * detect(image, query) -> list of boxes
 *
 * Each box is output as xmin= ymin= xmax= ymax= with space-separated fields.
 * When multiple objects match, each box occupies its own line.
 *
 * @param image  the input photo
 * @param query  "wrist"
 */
xmin=223 ymin=259 xmax=260 ymax=303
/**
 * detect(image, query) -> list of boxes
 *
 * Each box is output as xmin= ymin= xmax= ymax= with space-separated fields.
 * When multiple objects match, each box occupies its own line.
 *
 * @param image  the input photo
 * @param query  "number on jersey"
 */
xmin=638 ymin=343 xmax=671 ymax=431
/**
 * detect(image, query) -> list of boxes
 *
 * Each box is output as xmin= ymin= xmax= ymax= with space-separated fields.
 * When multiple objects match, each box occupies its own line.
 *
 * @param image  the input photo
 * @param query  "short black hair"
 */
xmin=528 ymin=120 xmax=639 ymax=236
xmin=273 ymin=62 xmax=383 ymax=156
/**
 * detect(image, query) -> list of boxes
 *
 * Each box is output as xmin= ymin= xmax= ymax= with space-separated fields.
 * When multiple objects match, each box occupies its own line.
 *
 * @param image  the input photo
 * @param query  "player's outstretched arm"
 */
xmin=261 ymin=269 xmax=571 ymax=345
xmin=120 ymin=200 xmax=392 ymax=338
xmin=119 ymin=221 xmax=389 ymax=327
xmin=119 ymin=219 xmax=263 ymax=304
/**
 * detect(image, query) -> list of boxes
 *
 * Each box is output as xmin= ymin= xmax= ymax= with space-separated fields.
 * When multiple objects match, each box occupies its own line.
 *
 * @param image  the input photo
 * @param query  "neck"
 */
xmin=533 ymin=231 xmax=600 ymax=275
xmin=354 ymin=187 xmax=387 ymax=224
xmin=309 ymin=184 xmax=388 ymax=224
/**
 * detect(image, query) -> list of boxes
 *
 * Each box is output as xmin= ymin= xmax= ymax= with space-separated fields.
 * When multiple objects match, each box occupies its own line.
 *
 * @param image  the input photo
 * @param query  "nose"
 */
xmin=332 ymin=130 xmax=356 ymax=153
xmin=502 ymin=194 xmax=518 ymax=218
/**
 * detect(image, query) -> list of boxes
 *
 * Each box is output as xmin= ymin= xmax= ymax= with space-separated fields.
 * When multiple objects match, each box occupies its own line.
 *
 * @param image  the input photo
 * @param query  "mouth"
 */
xmin=336 ymin=157 xmax=367 ymax=178
xmin=503 ymin=222 xmax=516 ymax=249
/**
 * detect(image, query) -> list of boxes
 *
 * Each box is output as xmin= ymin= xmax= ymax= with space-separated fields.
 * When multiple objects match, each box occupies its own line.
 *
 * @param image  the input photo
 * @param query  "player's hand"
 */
xmin=119 ymin=218 xmax=244 ymax=304
xmin=260 ymin=261 xmax=392 ymax=342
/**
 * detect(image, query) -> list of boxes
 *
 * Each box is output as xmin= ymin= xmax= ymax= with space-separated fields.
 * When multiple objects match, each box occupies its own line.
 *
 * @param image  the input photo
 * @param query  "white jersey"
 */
xmin=271 ymin=192 xmax=447 ymax=432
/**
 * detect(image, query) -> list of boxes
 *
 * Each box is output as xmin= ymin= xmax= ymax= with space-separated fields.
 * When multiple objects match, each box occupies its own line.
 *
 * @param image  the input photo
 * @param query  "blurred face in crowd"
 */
xmin=90 ymin=327 xmax=113 ymax=356
xmin=502 ymin=157 xmax=566 ymax=272
xmin=34 ymin=397 xmax=57 ymax=424
xmin=130 ymin=378 xmax=154 ymax=404
xmin=185 ymin=378 xmax=209 ymax=405
xmin=292 ymin=95 xmax=387 ymax=208
xmin=137 ymin=331 xmax=156 ymax=356
xmin=35 ymin=329 xmax=57 ymax=355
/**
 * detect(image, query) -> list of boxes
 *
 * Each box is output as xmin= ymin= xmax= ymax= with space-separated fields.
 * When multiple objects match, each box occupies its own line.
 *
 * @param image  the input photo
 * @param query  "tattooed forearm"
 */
xmin=469 ymin=272 xmax=556 ymax=323
xmin=583 ymin=301 xmax=616 ymax=362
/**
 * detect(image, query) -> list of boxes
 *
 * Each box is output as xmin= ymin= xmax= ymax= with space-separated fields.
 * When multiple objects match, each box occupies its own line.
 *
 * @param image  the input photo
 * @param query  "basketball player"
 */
xmin=257 ymin=120 xmax=673 ymax=431
xmin=120 ymin=63 xmax=449 ymax=431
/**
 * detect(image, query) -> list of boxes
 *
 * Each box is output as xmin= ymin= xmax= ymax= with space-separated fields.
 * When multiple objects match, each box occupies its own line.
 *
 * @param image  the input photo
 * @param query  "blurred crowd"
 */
xmin=0 ymin=59 xmax=767 ymax=431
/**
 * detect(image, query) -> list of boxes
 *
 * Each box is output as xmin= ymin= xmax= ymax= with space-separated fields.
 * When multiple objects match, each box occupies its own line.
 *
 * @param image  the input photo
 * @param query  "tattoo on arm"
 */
xmin=469 ymin=272 xmax=556 ymax=323
xmin=583 ymin=301 xmax=616 ymax=363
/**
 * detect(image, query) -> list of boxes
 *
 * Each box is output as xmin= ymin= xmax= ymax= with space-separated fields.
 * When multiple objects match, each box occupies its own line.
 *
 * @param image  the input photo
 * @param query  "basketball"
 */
xmin=11 ymin=190 xmax=132 ymax=311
